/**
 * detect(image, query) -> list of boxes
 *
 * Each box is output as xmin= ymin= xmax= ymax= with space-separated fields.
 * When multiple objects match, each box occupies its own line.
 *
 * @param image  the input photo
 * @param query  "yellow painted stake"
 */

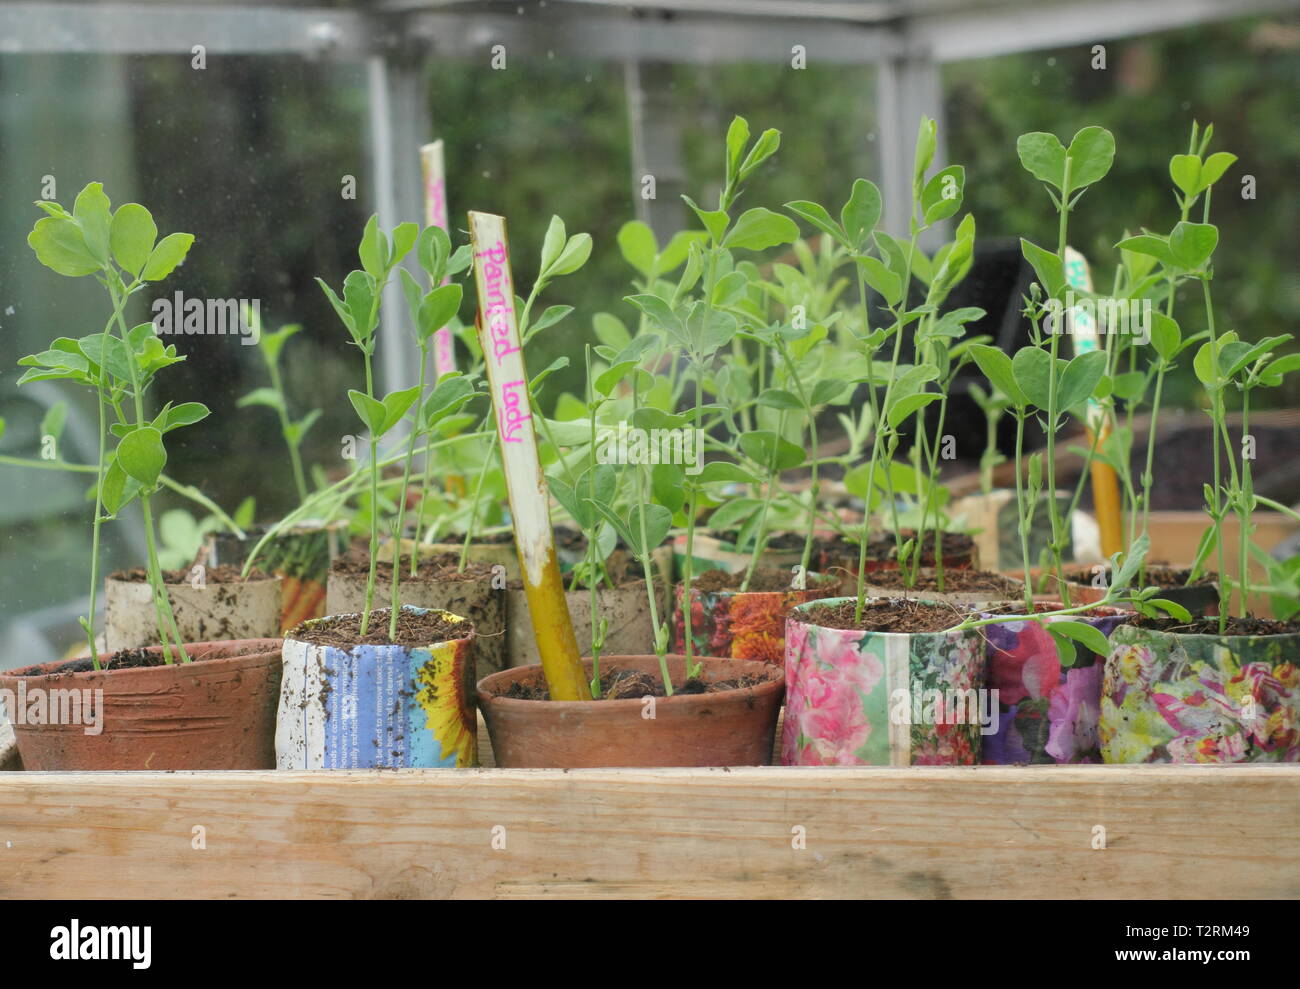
xmin=469 ymin=210 xmax=590 ymax=701
xmin=1064 ymin=248 xmax=1124 ymax=559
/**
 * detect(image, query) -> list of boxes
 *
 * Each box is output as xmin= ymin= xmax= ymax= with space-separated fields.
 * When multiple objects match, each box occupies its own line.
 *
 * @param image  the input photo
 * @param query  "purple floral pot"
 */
xmin=980 ymin=605 xmax=1127 ymax=765
xmin=782 ymin=597 xmax=987 ymax=766
xmin=1100 ymin=623 xmax=1300 ymax=763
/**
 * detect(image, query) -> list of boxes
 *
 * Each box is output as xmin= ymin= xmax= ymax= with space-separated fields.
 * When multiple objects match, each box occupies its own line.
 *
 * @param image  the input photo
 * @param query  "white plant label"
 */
xmin=421 ymin=139 xmax=457 ymax=377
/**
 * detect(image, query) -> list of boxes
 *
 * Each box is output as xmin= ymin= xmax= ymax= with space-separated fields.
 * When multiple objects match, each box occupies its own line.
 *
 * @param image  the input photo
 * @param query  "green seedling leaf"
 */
xmin=1021 ymin=238 xmax=1066 ymax=299
xmin=1147 ymin=598 xmax=1192 ymax=622
xmin=706 ymin=497 xmax=762 ymax=533
xmin=738 ymin=431 xmax=803 ymax=471
xmin=692 ymin=462 xmax=758 ymax=486
xmin=725 ymin=115 xmax=751 ymax=184
xmin=548 ymin=233 xmax=593 ymax=277
xmin=757 ymin=388 xmax=802 ymax=411
xmin=1169 ymin=154 xmax=1201 ymax=197
xmin=358 ymin=215 xmax=386 ymax=277
xmin=840 ymin=179 xmax=882 ymax=249
xmin=969 ymin=344 xmax=1027 ymax=408
xmin=1150 ymin=312 xmax=1181 ymax=363
xmin=141 ymin=232 xmax=194 ymax=281
xmin=857 ymin=255 xmax=902 ymax=307
xmin=1114 ymin=233 xmax=1176 ymax=267
xmin=378 ymin=385 xmax=422 ymax=435
xmin=1046 ymin=626 xmax=1078 ymax=668
xmin=237 ymin=387 xmax=285 ymax=412
xmin=652 ymin=463 xmax=687 ymax=514
xmin=722 ymin=207 xmax=799 ymax=252
xmin=100 ymin=456 xmax=142 ymax=515
xmin=72 ymin=183 xmax=112 ymax=266
xmin=1016 ymin=132 xmax=1067 ymax=189
xmin=158 ymin=401 xmax=210 ymax=432
xmin=529 ymin=305 xmax=573 ymax=336
xmin=784 ymin=200 xmax=846 ymax=248
xmin=40 ymin=401 xmax=68 ymax=441
xmin=1012 ymin=346 xmax=1053 ymax=409
xmin=921 ymin=165 xmax=965 ymax=225
xmin=682 ymin=195 xmax=729 ymax=244
xmin=390 ymin=222 xmax=418 ymax=267
xmin=1057 ymin=350 xmax=1108 ymax=410
xmin=108 ymin=202 xmax=156 ymax=276
xmin=1050 ymin=619 xmax=1113 ymax=658
xmin=417 ymin=284 xmax=462 ymax=341
xmin=593 ymin=312 xmax=632 ymax=350
xmin=887 ymin=391 xmax=939 ymax=428
xmin=1065 ymin=126 xmax=1116 ymax=190
xmin=617 ymin=220 xmax=657 ymax=280
xmin=1169 ymin=221 xmax=1218 ymax=271
xmin=737 ymin=127 xmax=780 ymax=183
xmin=28 ymin=216 xmax=100 ymax=277
xmin=416 ymin=225 xmax=451 ymax=282
xmin=810 ymin=378 xmax=849 ymax=406
xmin=348 ymin=389 xmax=386 ymax=433
xmin=117 ymin=425 xmax=166 ymax=487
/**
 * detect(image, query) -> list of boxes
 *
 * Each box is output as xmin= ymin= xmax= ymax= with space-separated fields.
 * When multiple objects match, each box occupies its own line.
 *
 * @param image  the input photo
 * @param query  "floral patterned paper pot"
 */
xmin=674 ymin=573 xmax=841 ymax=663
xmin=782 ymin=597 xmax=987 ymax=766
xmin=1100 ymin=623 xmax=1300 ymax=764
xmin=276 ymin=606 xmax=477 ymax=769
xmin=980 ymin=606 xmax=1127 ymax=765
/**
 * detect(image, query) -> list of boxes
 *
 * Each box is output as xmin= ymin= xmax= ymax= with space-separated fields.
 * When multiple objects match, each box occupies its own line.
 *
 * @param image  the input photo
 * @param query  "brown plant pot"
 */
xmin=477 ymin=655 xmax=785 ymax=768
xmin=0 ymin=639 xmax=282 ymax=771
xmin=505 ymin=582 xmax=653 ymax=669
xmin=104 ymin=570 xmax=282 ymax=651
xmin=327 ymin=560 xmax=507 ymax=674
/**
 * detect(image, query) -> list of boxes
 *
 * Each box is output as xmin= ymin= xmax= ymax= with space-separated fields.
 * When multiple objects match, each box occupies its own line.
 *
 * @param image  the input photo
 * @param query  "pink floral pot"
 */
xmin=674 ymin=574 xmax=841 ymax=664
xmin=1100 ymin=624 xmax=1300 ymax=763
xmin=980 ymin=606 xmax=1128 ymax=765
xmin=782 ymin=597 xmax=986 ymax=766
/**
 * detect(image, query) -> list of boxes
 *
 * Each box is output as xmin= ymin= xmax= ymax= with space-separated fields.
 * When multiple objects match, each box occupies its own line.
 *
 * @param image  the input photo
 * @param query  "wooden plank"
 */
xmin=1 ymin=765 xmax=1297 ymax=899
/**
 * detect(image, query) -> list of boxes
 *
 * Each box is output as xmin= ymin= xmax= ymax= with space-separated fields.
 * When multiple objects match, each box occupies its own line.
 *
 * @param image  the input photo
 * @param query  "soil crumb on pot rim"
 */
xmin=1124 ymin=614 xmax=1300 ymax=637
xmin=111 ymin=564 xmax=274 ymax=584
xmin=288 ymin=607 xmax=472 ymax=648
xmin=796 ymin=597 xmax=973 ymax=634
xmin=4 ymin=639 xmax=282 ymax=677
xmin=862 ymin=569 xmax=1020 ymax=596
xmin=493 ymin=664 xmax=777 ymax=701
xmin=331 ymin=550 xmax=496 ymax=584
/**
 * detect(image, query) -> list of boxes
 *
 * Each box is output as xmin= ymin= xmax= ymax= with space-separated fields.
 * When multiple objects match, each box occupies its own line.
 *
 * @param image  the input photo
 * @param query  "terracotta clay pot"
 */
xmin=1100 ymin=622 xmax=1300 ymax=763
xmin=477 ymin=655 xmax=785 ymax=768
xmin=327 ymin=560 xmax=506 ymax=674
xmin=104 ymin=570 xmax=282 ymax=651
xmin=0 ymin=638 xmax=282 ymax=770
xmin=276 ymin=606 xmax=477 ymax=769
xmin=783 ymin=598 xmax=986 ymax=766
xmin=673 ymin=573 xmax=842 ymax=663
xmin=505 ymin=582 xmax=653 ymax=669
xmin=979 ymin=604 xmax=1129 ymax=765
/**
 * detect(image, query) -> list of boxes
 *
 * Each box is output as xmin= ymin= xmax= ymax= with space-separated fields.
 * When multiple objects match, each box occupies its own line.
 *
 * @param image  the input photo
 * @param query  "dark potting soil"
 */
xmin=692 ymin=568 xmax=838 ymax=593
xmin=1127 ymin=614 xmax=1300 ymax=637
xmin=289 ymin=608 xmax=469 ymax=648
xmin=865 ymin=569 xmax=1020 ymax=595
xmin=802 ymin=598 xmax=971 ymax=634
xmin=12 ymin=641 xmax=274 ymax=677
xmin=867 ymin=530 xmax=975 ymax=561
xmin=331 ymin=550 xmax=494 ymax=584
xmin=1063 ymin=564 xmax=1218 ymax=588
xmin=112 ymin=564 xmax=271 ymax=584
xmin=497 ymin=667 xmax=774 ymax=701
